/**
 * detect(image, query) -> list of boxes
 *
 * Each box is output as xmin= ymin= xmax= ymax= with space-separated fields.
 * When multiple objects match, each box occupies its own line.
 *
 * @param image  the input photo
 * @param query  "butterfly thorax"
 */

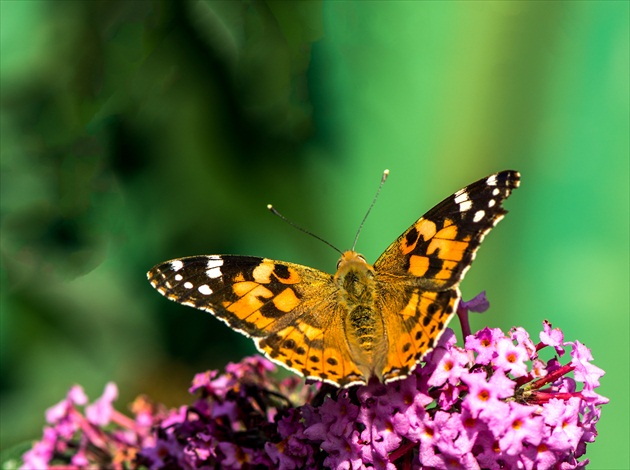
xmin=334 ymin=251 xmax=386 ymax=377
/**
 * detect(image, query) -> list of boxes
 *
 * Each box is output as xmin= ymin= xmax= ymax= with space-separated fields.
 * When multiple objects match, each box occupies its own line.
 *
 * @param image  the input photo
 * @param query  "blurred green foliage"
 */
xmin=1 ymin=1 xmax=627 ymax=468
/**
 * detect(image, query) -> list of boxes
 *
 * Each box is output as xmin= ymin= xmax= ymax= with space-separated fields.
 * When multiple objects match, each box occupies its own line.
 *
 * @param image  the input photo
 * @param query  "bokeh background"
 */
xmin=1 ymin=1 xmax=628 ymax=467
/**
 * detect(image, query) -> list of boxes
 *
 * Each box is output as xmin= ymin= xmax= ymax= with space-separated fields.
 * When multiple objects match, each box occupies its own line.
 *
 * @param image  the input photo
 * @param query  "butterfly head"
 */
xmin=335 ymin=250 xmax=374 ymax=274
xmin=334 ymin=250 xmax=376 ymax=304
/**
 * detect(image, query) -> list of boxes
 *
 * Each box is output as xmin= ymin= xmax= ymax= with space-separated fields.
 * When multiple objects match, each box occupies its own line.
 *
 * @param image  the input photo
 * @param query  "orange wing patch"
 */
xmin=272 ymin=288 xmax=301 ymax=312
xmin=400 ymin=219 xmax=437 ymax=255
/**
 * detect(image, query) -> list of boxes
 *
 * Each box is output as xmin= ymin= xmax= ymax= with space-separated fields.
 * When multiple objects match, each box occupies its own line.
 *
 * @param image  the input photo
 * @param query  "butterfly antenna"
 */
xmin=267 ymin=204 xmax=343 ymax=255
xmin=351 ymin=169 xmax=390 ymax=251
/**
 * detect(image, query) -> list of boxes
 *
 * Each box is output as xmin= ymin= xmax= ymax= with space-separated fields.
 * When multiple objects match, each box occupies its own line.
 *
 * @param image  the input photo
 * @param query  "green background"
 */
xmin=1 ymin=1 xmax=628 ymax=468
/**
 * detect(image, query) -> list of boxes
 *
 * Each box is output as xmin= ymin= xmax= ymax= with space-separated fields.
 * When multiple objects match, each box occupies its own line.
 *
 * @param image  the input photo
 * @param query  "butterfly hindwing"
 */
xmin=376 ymin=286 xmax=459 ymax=382
xmin=148 ymin=255 xmax=365 ymax=386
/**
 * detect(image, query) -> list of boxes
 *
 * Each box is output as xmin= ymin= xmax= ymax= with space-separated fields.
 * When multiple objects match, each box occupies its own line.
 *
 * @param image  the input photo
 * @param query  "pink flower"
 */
xmin=494 ymin=337 xmax=529 ymax=377
xmin=540 ymin=319 xmax=565 ymax=356
xmin=86 ymin=382 xmax=118 ymax=426
xmin=494 ymin=402 xmax=544 ymax=455
xmin=461 ymin=370 xmax=514 ymax=418
xmin=428 ymin=346 xmax=470 ymax=387
xmin=570 ymin=340 xmax=605 ymax=390
xmin=21 ymin=305 xmax=608 ymax=470
xmin=465 ymin=327 xmax=505 ymax=365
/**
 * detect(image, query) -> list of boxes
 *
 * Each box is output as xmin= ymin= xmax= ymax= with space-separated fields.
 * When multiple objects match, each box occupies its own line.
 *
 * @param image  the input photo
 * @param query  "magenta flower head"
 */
xmin=18 ymin=295 xmax=607 ymax=469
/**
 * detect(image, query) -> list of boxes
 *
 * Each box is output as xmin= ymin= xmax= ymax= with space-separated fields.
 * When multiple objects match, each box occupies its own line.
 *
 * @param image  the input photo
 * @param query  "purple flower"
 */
xmin=459 ymin=290 xmax=490 ymax=313
xmin=21 ymin=303 xmax=608 ymax=470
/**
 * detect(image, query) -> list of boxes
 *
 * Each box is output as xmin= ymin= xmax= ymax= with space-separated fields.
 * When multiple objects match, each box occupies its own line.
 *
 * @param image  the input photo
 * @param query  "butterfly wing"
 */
xmin=147 ymin=255 xmax=366 ymax=387
xmin=374 ymin=170 xmax=521 ymax=382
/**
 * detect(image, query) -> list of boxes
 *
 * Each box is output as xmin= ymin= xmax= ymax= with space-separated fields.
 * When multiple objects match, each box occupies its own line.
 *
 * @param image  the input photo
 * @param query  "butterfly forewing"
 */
xmin=374 ymin=170 xmax=520 ymax=290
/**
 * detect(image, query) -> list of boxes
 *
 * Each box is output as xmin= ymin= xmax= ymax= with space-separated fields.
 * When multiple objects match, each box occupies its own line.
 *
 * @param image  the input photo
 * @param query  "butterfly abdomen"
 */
xmin=346 ymin=306 xmax=383 ymax=351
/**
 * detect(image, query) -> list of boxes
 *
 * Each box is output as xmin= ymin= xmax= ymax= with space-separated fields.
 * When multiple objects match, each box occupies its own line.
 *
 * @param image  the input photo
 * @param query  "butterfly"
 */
xmin=147 ymin=170 xmax=520 ymax=388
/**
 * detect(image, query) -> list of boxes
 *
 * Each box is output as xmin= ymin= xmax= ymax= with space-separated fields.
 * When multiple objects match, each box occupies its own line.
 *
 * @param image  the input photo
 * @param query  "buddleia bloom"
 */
xmin=17 ymin=300 xmax=607 ymax=469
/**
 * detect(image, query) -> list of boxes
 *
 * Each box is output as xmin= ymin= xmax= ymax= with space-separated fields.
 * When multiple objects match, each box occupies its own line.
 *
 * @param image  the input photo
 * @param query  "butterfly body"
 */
xmin=334 ymin=251 xmax=384 ymax=381
xmin=148 ymin=171 xmax=520 ymax=388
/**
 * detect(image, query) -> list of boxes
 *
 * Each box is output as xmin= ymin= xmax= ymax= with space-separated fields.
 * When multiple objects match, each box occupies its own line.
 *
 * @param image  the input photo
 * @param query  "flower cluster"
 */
xmin=262 ymin=319 xmax=607 ymax=470
xmin=20 ymin=382 xmax=161 ymax=469
xmin=19 ymin=299 xmax=607 ymax=469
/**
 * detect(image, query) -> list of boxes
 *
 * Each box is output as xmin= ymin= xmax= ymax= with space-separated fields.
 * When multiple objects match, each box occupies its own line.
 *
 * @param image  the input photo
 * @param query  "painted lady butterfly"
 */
xmin=148 ymin=170 xmax=520 ymax=387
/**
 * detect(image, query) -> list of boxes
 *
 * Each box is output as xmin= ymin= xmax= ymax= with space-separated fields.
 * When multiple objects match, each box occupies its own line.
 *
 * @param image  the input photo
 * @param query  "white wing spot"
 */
xmin=207 ymin=256 xmax=223 ymax=269
xmin=206 ymin=256 xmax=223 ymax=278
xmin=459 ymin=200 xmax=473 ymax=212
xmin=486 ymin=174 xmax=498 ymax=186
xmin=492 ymin=188 xmax=500 ymax=196
xmin=174 ymin=274 xmax=183 ymax=281
xmin=473 ymin=210 xmax=486 ymax=223
xmin=488 ymin=199 xmax=496 ymax=208
xmin=184 ymin=282 xmax=194 ymax=289
xmin=454 ymin=190 xmax=469 ymax=204
xmin=198 ymin=284 xmax=213 ymax=295
xmin=206 ymin=267 xmax=222 ymax=279
xmin=171 ymin=260 xmax=184 ymax=272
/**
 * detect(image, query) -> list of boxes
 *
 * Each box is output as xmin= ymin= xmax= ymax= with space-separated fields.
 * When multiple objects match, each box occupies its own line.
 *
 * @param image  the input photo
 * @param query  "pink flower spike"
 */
xmin=540 ymin=320 xmax=565 ymax=356
xmin=20 ymin=316 xmax=609 ymax=469
xmin=569 ymin=341 xmax=605 ymax=390
xmin=86 ymin=382 xmax=118 ymax=426
xmin=68 ymin=385 xmax=88 ymax=406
